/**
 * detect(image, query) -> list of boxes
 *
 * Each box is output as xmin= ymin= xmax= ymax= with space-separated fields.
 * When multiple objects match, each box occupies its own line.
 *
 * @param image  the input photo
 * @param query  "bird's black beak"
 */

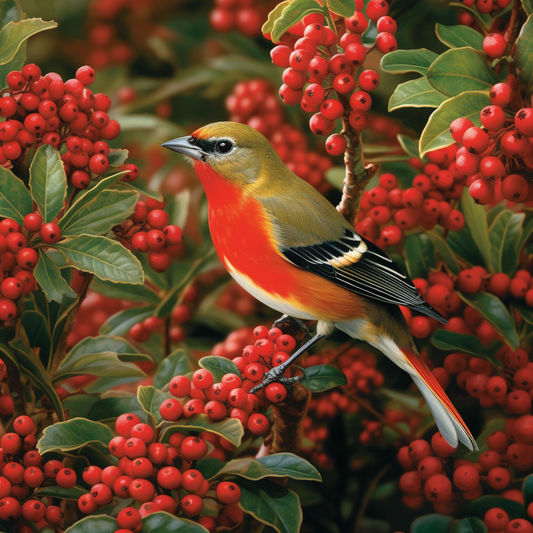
xmin=161 ymin=136 xmax=205 ymax=161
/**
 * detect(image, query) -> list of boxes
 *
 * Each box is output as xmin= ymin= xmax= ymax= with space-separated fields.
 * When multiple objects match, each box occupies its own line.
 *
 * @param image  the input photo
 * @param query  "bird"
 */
xmin=162 ymin=121 xmax=477 ymax=451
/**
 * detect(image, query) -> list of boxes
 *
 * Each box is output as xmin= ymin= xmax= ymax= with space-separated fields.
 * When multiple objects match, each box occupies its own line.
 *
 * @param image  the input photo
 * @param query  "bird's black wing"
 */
xmin=281 ymin=227 xmax=447 ymax=324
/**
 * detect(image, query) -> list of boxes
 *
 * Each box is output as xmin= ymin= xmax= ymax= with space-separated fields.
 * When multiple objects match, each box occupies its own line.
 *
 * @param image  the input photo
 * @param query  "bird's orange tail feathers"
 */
xmin=402 ymin=348 xmax=478 ymax=451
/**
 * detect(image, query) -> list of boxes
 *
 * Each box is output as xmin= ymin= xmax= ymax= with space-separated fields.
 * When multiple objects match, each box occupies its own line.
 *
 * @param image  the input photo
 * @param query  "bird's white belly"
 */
xmin=224 ymin=258 xmax=317 ymax=320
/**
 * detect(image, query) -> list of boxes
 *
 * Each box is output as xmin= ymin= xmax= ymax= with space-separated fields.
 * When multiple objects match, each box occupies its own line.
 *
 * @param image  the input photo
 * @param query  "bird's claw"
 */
xmin=250 ymin=366 xmax=305 ymax=394
xmin=272 ymin=315 xmax=309 ymax=336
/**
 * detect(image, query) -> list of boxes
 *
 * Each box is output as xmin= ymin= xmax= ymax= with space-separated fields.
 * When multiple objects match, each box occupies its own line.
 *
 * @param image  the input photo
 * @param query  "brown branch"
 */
xmin=505 ymin=0 xmax=521 ymax=59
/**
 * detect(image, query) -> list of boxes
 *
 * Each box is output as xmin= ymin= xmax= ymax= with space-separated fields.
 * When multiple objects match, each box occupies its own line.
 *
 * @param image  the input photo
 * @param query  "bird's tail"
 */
xmin=336 ymin=320 xmax=477 ymax=451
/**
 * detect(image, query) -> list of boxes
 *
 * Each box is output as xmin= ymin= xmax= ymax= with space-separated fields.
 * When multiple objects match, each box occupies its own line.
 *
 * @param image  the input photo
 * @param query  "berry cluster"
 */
xmin=0 ymin=65 xmax=136 ymax=191
xmin=76 ymin=414 xmax=244 ymax=531
xmin=356 ymin=167 xmax=465 ymax=250
xmin=114 ymin=197 xmax=182 ymax=274
xmin=225 ymin=79 xmax=333 ymax=192
xmin=404 ymin=268 xmax=533 ymax=342
xmin=460 ymin=0 xmax=511 ymax=15
xmin=209 ymin=0 xmax=276 ymax=37
xmin=0 ymin=215 xmax=47 ymax=323
xmin=267 ymin=1 xmax=398 ymax=154
xmin=449 ymin=82 xmax=533 ymax=205
xmin=0 ymin=414 xmax=76 ymax=529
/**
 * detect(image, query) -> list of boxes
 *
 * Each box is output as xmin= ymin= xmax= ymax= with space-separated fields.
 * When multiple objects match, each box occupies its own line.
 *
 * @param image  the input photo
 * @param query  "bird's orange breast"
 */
xmin=193 ymin=161 xmax=365 ymax=322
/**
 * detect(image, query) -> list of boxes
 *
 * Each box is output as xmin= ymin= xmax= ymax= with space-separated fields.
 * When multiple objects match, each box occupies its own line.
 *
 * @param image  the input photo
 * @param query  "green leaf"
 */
xmin=113 ymin=180 xmax=164 ymax=201
xmin=0 ymin=166 xmax=33 ymax=223
xmin=62 ymin=393 xmax=100 ymax=419
xmin=137 ymin=385 xmax=173 ymax=426
xmin=0 ymin=1 xmax=25 ymax=92
xmin=8 ymin=328 xmax=65 ymax=419
xmin=457 ymin=292 xmax=519 ymax=350
xmin=447 ymin=226 xmax=485 ymax=267
xmin=524 ymin=474 xmax=533 ymax=507
xmin=34 ymin=485 xmax=86 ymax=501
xmin=404 ymin=233 xmax=434 ymax=279
xmin=199 ymin=356 xmax=240 ymax=383
xmin=262 ymin=1 xmax=291 ymax=34
xmin=0 ymin=18 xmax=56 ymax=65
xmin=21 ymin=310 xmax=51 ymax=366
xmin=523 ymin=0 xmax=533 ymax=15
xmin=99 ymin=306 xmax=156 ymax=336
xmin=435 ymin=24 xmax=484 ymax=50
xmin=325 ymin=0 xmax=353 ymax=18
xmin=427 ymin=48 xmax=498 ymax=97
xmin=426 ymin=231 xmax=461 ymax=274
xmin=517 ymin=216 xmax=533 ymax=256
xmin=160 ymin=414 xmax=244 ymax=448
xmin=419 ymin=91 xmax=490 ymax=156
xmin=489 ymin=210 xmax=525 ymax=276
xmin=154 ymin=348 xmax=197 ymax=389
xmin=302 ymin=364 xmax=347 ymax=392
xmin=271 ymin=0 xmax=324 ymax=42
xmin=460 ymin=185 xmax=492 ymax=270
xmin=397 ymin=134 xmax=421 ymax=159
xmin=107 ymin=149 xmax=128 ymax=167
xmin=54 ymin=235 xmax=144 ymax=284
xmin=450 ymin=517 xmax=487 ymax=533
xmin=91 ymin=278 xmax=160 ymax=305
xmin=196 ymin=457 xmax=225 ymax=479
xmin=59 ymin=190 xmax=138 ymax=237
xmin=239 ymin=479 xmax=302 ymax=533
xmin=54 ymin=336 xmax=150 ymax=383
xmin=214 ymin=453 xmax=321 ymax=482
xmin=37 ymin=418 xmax=114 ymax=455
xmin=411 ymin=514 xmax=453 ymax=533
xmin=139 ymin=512 xmax=208 ymax=533
xmin=516 ymin=15 xmax=533 ymax=96
xmin=380 ymin=48 xmax=438 ymax=75
xmin=63 ymin=516 xmax=117 ymax=533
xmin=29 ymin=145 xmax=67 ymax=224
xmin=469 ymin=495 xmax=527 ymax=520
xmin=87 ymin=394 xmax=146 ymax=422
xmin=431 ymin=330 xmax=503 ymax=368
xmin=389 ymin=77 xmax=448 ymax=111
xmin=514 ymin=301 xmax=533 ymax=325
xmin=34 ymin=250 xmax=77 ymax=304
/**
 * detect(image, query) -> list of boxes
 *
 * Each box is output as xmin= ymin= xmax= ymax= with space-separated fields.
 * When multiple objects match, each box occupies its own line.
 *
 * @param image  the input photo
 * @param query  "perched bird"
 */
xmin=162 ymin=121 xmax=477 ymax=451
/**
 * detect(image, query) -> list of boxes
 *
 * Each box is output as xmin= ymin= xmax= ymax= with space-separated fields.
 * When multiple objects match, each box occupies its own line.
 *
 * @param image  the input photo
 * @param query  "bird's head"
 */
xmin=162 ymin=122 xmax=282 ymax=186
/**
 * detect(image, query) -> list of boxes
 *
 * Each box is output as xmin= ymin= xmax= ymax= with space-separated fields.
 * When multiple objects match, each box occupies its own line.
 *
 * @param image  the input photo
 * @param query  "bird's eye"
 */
xmin=215 ymin=140 xmax=233 ymax=154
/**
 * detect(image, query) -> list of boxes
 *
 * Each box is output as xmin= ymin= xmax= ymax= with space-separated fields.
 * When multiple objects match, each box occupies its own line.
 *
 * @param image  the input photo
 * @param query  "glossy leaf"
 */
xmin=99 ymin=306 xmax=156 ymax=336
xmin=516 ymin=15 xmax=533 ymax=96
xmin=199 ymin=356 xmax=240 ymax=383
xmin=87 ymin=394 xmax=147 ymax=422
xmin=419 ymin=91 xmax=490 ymax=156
xmin=262 ymin=1 xmax=291 ymax=34
xmin=302 ymin=364 xmax=347 ymax=392
xmin=59 ymin=190 xmax=138 ymax=237
xmin=448 ymin=2 xmax=492 ymax=27
xmin=397 ymin=134 xmax=421 ymax=159
xmin=54 ymin=235 xmax=144 ymax=284
xmin=514 ymin=301 xmax=533 ymax=325
xmin=63 ymin=516 xmax=116 ymax=533
xmin=380 ymin=48 xmax=438 ymax=75
xmin=137 ymin=385 xmax=173 ymax=426
xmin=404 ymin=233 xmax=434 ymax=279
xmin=427 ymin=48 xmax=498 ymax=97
xmin=139 ymin=512 xmax=208 ymax=533
xmin=113 ymin=179 xmax=165 ymax=201
xmin=34 ymin=250 xmax=77 ymax=304
xmin=160 ymin=414 xmax=244 ymax=447
xmin=0 ymin=17 xmax=56 ymax=65
xmin=450 ymin=517 xmax=487 ymax=533
xmin=153 ymin=348 xmax=197 ymax=388
xmin=426 ymin=231 xmax=460 ymax=274
xmin=29 ymin=145 xmax=67 ymax=224
xmin=37 ymin=418 xmax=114 ymax=455
xmin=107 ymin=149 xmax=128 ymax=167
xmin=271 ymin=0 xmax=324 ymax=42
xmin=34 ymin=485 xmax=86 ymax=501
xmin=460 ymin=186 xmax=491 ymax=269
xmin=196 ymin=457 xmax=225 ymax=479
xmin=517 ymin=216 xmax=533 ymax=256
xmin=523 ymin=0 xmax=533 ymax=15
xmin=8 ymin=328 xmax=65 ymax=419
xmin=489 ymin=210 xmax=524 ymax=276
xmin=447 ymin=226 xmax=486 ymax=267
xmin=239 ymin=479 xmax=302 ymax=533
xmin=54 ymin=336 xmax=150 ymax=383
xmin=0 ymin=36 xmax=25 ymax=91
xmin=411 ymin=514 xmax=453 ymax=533
xmin=0 ymin=166 xmax=33 ymax=223
xmin=431 ymin=330 xmax=503 ymax=367
xmin=458 ymin=291 xmax=519 ymax=350
xmin=214 ymin=453 xmax=321 ymax=482
xmin=468 ymin=495 xmax=526 ymax=520
xmin=21 ymin=310 xmax=51 ymax=367
xmin=388 ymin=77 xmax=447 ymax=111
xmin=62 ymin=393 xmax=100 ymax=419
xmin=326 ymin=0 xmax=354 ymax=18
xmin=435 ymin=24 xmax=484 ymax=50
xmin=91 ymin=278 xmax=160 ymax=304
